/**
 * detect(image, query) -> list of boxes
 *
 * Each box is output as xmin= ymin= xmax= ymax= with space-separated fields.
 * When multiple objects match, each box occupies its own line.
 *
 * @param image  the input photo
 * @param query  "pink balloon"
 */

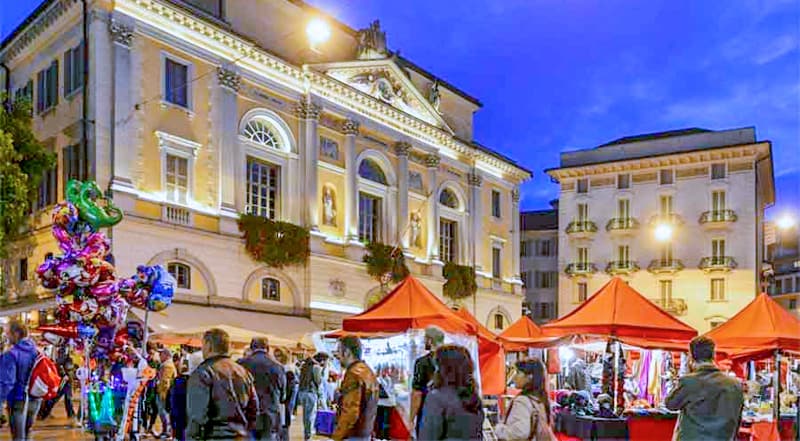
xmin=91 ymin=280 xmax=119 ymax=304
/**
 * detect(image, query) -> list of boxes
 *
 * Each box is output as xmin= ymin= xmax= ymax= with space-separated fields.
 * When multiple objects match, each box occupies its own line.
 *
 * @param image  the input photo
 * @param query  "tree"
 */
xmin=0 ymin=98 xmax=56 ymax=258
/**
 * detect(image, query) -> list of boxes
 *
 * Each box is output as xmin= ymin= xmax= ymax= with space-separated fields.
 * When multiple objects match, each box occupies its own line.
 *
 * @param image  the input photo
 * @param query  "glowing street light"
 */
xmin=306 ymin=18 xmax=331 ymax=53
xmin=777 ymin=214 xmax=796 ymax=230
xmin=654 ymin=223 xmax=673 ymax=242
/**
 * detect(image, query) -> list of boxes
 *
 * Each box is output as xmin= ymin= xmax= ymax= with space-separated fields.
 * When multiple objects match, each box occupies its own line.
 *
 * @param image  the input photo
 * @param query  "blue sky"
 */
xmin=3 ymin=0 xmax=798 ymax=218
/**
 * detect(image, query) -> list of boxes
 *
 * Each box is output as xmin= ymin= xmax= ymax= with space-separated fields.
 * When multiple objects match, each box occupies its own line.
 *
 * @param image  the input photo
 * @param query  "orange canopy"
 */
xmin=499 ymin=315 xmax=562 ymax=351
xmin=541 ymin=277 xmax=697 ymax=346
xmin=453 ymin=308 xmax=506 ymax=395
xmin=704 ymin=293 xmax=800 ymax=358
xmin=342 ymin=276 xmax=477 ymax=335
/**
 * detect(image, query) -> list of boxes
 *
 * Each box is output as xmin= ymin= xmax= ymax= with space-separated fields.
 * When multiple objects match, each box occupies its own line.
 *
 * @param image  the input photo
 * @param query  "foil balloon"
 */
xmin=66 ymin=180 xmax=123 ymax=230
xmin=78 ymin=323 xmax=99 ymax=340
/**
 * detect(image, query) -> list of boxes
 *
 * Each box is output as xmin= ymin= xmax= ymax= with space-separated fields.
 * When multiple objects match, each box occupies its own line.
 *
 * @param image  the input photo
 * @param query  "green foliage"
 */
xmin=442 ymin=262 xmax=477 ymax=300
xmin=0 ymin=98 xmax=56 ymax=257
xmin=238 ymin=214 xmax=310 ymax=268
xmin=363 ymin=242 xmax=409 ymax=285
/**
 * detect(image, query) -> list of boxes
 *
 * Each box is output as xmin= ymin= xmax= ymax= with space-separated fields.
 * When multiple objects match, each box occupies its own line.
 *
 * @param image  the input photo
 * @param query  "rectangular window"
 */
xmin=776 ymin=279 xmax=784 ymax=293
xmin=617 ymin=245 xmax=630 ymax=263
xmin=659 ymin=169 xmax=674 ymax=185
xmin=14 ymin=80 xmax=33 ymax=105
xmin=19 ymin=258 xmax=28 ymax=281
xmin=492 ymin=247 xmax=501 ymax=278
xmin=577 ymin=247 xmax=589 ymax=265
xmin=36 ymin=60 xmax=59 ymax=113
xmin=167 ymin=263 xmax=191 ymax=290
xmin=64 ymin=42 xmax=84 ymax=96
xmin=63 ymin=143 xmax=89 ymax=190
xmin=617 ymin=199 xmax=630 ymax=219
xmin=520 ymin=240 xmax=528 ymax=257
xmin=577 ymin=203 xmax=588 ymax=222
xmin=576 ymin=178 xmax=588 ymax=194
xmin=710 ymin=278 xmax=725 ymax=301
xmin=358 ymin=193 xmax=382 ymax=243
xmin=712 ymin=190 xmax=726 ymax=212
xmin=165 ymin=154 xmax=189 ymax=204
xmin=494 ymin=314 xmax=505 ymax=330
xmin=246 ymin=158 xmax=279 ymax=219
xmin=439 ymin=219 xmax=457 ymax=263
xmin=617 ymin=174 xmax=630 ymax=189
xmin=659 ymin=279 xmax=673 ymax=300
xmin=536 ymin=239 xmax=553 ymax=257
xmin=712 ymin=238 xmax=726 ymax=260
xmin=577 ymin=282 xmax=587 ymax=302
xmin=711 ymin=163 xmax=726 ymax=180
xmin=790 ymin=299 xmax=797 ymax=310
xmin=660 ymin=195 xmax=673 ymax=216
xmin=164 ymin=58 xmax=189 ymax=108
xmin=536 ymin=302 xmax=553 ymax=319
xmin=520 ymin=271 xmax=528 ymax=288
xmin=35 ymin=166 xmax=58 ymax=211
xmin=660 ymin=243 xmax=673 ymax=263
xmin=491 ymin=190 xmax=501 ymax=218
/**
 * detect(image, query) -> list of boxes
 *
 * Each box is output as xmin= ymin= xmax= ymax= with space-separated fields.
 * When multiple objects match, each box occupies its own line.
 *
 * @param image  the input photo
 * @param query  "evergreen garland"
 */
xmin=363 ymin=242 xmax=409 ymax=285
xmin=238 ymin=214 xmax=310 ymax=268
xmin=442 ymin=262 xmax=478 ymax=300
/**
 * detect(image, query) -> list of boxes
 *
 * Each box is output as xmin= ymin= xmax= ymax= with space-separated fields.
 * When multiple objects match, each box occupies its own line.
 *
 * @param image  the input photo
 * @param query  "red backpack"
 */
xmin=28 ymin=352 xmax=61 ymax=400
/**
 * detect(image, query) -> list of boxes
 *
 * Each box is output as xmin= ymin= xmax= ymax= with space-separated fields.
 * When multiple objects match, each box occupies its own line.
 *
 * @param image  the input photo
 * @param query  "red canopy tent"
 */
xmin=453 ymin=308 xmax=506 ymax=395
xmin=499 ymin=315 xmax=562 ymax=351
xmin=541 ymin=277 xmax=697 ymax=349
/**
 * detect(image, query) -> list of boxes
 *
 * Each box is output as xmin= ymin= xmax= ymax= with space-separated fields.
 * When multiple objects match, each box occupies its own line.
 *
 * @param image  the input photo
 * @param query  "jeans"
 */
xmin=8 ymin=399 xmax=42 ymax=441
xmin=297 ymin=391 xmax=318 ymax=441
xmin=155 ymin=394 xmax=170 ymax=434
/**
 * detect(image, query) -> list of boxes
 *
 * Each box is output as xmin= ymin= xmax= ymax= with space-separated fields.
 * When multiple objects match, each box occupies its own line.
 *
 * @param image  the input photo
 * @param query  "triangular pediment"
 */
xmin=309 ymin=59 xmax=453 ymax=133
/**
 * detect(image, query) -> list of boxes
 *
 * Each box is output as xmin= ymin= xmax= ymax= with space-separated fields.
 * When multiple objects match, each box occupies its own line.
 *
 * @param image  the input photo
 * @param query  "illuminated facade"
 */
xmin=0 ymin=0 xmax=530 ymax=331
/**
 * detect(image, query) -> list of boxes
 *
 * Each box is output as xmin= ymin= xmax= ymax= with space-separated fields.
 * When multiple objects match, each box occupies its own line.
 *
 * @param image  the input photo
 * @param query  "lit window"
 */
xmin=36 ymin=60 xmax=59 ymax=113
xmin=576 ymin=178 xmax=588 ymax=194
xmin=617 ymin=174 xmax=630 ymax=189
xmin=577 ymin=282 xmax=587 ymax=302
xmin=710 ymin=278 xmax=725 ymax=301
xmin=494 ymin=313 xmax=505 ymax=330
xmin=492 ymin=190 xmax=501 ymax=218
xmin=358 ymin=193 xmax=382 ymax=243
xmin=439 ymin=188 xmax=459 ymax=209
xmin=261 ymin=278 xmax=280 ymax=301
xmin=659 ymin=169 xmax=674 ymax=185
xmin=246 ymin=158 xmax=280 ymax=219
xmin=439 ymin=219 xmax=457 ymax=263
xmin=164 ymin=58 xmax=189 ymax=108
xmin=358 ymin=159 xmax=388 ymax=185
xmin=64 ymin=42 xmax=84 ymax=96
xmin=165 ymin=154 xmax=189 ymax=204
xmin=492 ymin=248 xmax=501 ymax=278
xmin=167 ymin=263 xmax=191 ymax=290
xmin=711 ymin=163 xmax=726 ymax=180
xmin=243 ymin=119 xmax=282 ymax=149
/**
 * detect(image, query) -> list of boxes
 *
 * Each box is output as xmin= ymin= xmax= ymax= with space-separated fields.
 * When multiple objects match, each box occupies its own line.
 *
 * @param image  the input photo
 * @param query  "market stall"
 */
xmin=499 ymin=315 xmax=562 ymax=352
xmin=151 ymin=324 xmax=307 ymax=350
xmin=453 ymin=307 xmax=506 ymax=396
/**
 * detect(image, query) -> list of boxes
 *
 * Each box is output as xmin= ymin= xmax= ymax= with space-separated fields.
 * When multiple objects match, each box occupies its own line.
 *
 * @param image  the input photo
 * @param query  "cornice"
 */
xmin=1 ymin=0 xmax=81 ymax=62
xmin=547 ymin=142 xmax=770 ymax=181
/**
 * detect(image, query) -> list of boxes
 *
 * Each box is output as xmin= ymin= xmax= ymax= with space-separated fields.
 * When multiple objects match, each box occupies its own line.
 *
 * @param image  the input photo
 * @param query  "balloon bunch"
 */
xmin=36 ymin=180 xmax=175 ymax=360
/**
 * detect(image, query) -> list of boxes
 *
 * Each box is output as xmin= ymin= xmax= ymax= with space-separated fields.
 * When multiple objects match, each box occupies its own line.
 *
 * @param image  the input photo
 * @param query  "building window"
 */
xmin=618 ymin=245 xmax=630 ymax=263
xmin=358 ymin=193 xmax=382 ymax=243
xmin=246 ymin=158 xmax=279 ymax=219
xmin=712 ymin=190 xmax=726 ymax=212
xmin=659 ymin=279 xmax=673 ymax=300
xmin=535 ymin=302 xmax=554 ymax=320
xmin=167 ymin=262 xmax=191 ymax=289
xmin=35 ymin=166 xmax=58 ymax=211
xmin=711 ymin=163 xmax=726 ymax=180
xmin=19 ymin=258 xmax=28 ymax=281
xmin=14 ymin=80 xmax=33 ymax=106
xmin=244 ymin=119 xmax=281 ymax=149
xmin=36 ymin=60 xmax=59 ymax=114
xmin=790 ymin=299 xmax=797 ymax=310
xmin=577 ymin=203 xmax=589 ymax=222
xmin=63 ymin=143 xmax=89 ymax=188
xmin=64 ymin=42 xmax=84 ymax=96
xmin=494 ymin=313 xmax=505 ymax=330
xmin=659 ymin=169 xmax=674 ymax=185
xmin=660 ymin=195 xmax=673 ymax=216
xmin=261 ymin=278 xmax=280 ymax=301
xmin=520 ymin=240 xmax=529 ymax=257
xmin=164 ymin=57 xmax=189 ymax=108
xmin=535 ymin=271 xmax=557 ymax=289
xmin=165 ymin=154 xmax=189 ymax=204
xmin=660 ymin=243 xmax=673 ymax=263
xmin=577 ymin=282 xmax=587 ymax=302
xmin=576 ymin=178 xmax=588 ymax=194
xmin=439 ymin=188 xmax=459 ymax=209
xmin=712 ymin=238 xmax=726 ymax=261
xmin=492 ymin=247 xmax=501 ymax=278
xmin=320 ymin=137 xmax=339 ymax=160
xmin=491 ymin=190 xmax=501 ymax=218
xmin=185 ymin=0 xmax=225 ymax=18
xmin=520 ymin=271 xmax=528 ymax=287
xmin=617 ymin=199 xmax=630 ymax=219
xmin=577 ymin=247 xmax=589 ymax=265
xmin=710 ymin=278 xmax=725 ymax=301
xmin=617 ymin=174 xmax=630 ymax=189
xmin=358 ymin=159 xmax=388 ymax=185
xmin=776 ymin=279 xmax=783 ymax=293
xmin=439 ymin=219 xmax=457 ymax=262
xmin=536 ymin=239 xmax=553 ymax=257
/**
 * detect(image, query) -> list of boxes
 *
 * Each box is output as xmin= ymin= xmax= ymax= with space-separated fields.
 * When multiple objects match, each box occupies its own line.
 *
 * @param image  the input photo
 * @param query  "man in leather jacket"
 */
xmin=332 ymin=336 xmax=378 ymax=441
xmin=238 ymin=337 xmax=286 ymax=441
xmin=187 ymin=328 xmax=259 ymax=440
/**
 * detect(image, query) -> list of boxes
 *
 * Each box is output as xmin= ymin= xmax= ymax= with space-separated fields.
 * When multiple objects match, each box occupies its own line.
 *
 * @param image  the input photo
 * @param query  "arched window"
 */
xmin=167 ymin=262 xmax=191 ymax=289
xmin=439 ymin=188 xmax=459 ymax=209
xmin=261 ymin=277 xmax=280 ymax=301
xmin=243 ymin=119 xmax=281 ymax=149
xmin=358 ymin=159 xmax=388 ymax=185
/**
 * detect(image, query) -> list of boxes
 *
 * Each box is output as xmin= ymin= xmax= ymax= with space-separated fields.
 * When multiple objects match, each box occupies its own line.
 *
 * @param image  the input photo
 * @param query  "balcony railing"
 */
xmin=606 ymin=217 xmax=640 ymax=233
xmin=648 ymin=213 xmax=685 ymax=226
xmin=565 ymin=262 xmax=598 ymax=276
xmin=650 ymin=297 xmax=688 ymax=316
xmin=605 ymin=260 xmax=640 ymax=275
xmin=699 ymin=209 xmax=737 ymax=224
xmin=648 ymin=259 xmax=685 ymax=274
xmin=699 ymin=256 xmax=738 ymax=272
xmin=566 ymin=220 xmax=598 ymax=235
xmin=163 ymin=204 xmax=192 ymax=226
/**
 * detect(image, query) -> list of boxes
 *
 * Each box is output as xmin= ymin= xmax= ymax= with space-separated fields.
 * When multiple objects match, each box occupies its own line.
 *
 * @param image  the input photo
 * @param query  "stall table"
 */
xmin=627 ymin=414 xmax=677 ymax=441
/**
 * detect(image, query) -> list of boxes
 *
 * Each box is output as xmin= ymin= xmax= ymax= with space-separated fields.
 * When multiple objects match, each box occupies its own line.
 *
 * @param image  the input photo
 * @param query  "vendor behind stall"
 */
xmin=410 ymin=326 xmax=444 ymax=437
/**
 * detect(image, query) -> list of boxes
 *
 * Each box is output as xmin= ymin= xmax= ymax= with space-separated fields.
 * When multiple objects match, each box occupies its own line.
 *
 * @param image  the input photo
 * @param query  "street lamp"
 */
xmin=777 ymin=214 xmax=797 ymax=230
xmin=306 ymin=18 xmax=331 ymax=54
xmin=654 ymin=223 xmax=673 ymax=242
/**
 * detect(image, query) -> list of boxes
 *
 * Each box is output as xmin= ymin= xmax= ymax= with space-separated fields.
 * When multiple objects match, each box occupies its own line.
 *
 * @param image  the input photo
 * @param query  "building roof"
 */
xmin=598 ymin=128 xmax=712 ymax=147
xmin=520 ymin=209 xmax=558 ymax=231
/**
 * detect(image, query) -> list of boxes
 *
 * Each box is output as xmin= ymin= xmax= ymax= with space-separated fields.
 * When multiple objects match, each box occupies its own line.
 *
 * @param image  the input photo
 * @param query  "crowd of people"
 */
xmin=0 ymin=317 xmax=748 ymax=441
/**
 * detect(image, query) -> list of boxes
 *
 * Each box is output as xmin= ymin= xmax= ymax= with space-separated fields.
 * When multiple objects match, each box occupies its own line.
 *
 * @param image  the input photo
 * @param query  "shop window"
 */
xmin=167 ymin=262 xmax=191 ymax=290
xmin=261 ymin=278 xmax=280 ymax=301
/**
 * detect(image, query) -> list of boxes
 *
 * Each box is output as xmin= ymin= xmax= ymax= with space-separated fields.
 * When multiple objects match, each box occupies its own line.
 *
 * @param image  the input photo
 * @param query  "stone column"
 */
xmin=468 ymin=172 xmax=484 ymax=270
xmin=109 ymin=20 xmax=135 ymax=190
xmin=342 ymin=119 xmax=360 ymax=242
xmin=425 ymin=154 xmax=441 ymax=260
xmin=215 ymin=67 xmax=240 ymax=226
xmin=295 ymin=100 xmax=321 ymax=230
xmin=394 ymin=142 xmax=411 ymax=248
xmin=511 ymin=186 xmax=521 ymax=280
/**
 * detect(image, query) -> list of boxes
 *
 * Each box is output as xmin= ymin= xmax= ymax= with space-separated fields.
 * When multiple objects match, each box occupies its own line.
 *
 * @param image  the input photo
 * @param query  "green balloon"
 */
xmin=65 ymin=179 xmax=123 ymax=229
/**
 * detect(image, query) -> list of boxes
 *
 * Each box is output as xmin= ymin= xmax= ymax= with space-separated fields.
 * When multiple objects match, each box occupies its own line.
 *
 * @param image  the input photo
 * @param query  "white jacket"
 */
xmin=494 ymin=395 xmax=555 ymax=441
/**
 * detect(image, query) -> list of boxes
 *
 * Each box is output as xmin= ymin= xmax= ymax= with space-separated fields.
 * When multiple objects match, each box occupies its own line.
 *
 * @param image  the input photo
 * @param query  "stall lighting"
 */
xmin=559 ymin=346 xmax=575 ymax=362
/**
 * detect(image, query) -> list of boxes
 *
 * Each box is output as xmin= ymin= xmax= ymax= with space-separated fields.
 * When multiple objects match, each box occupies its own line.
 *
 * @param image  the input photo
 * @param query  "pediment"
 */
xmin=309 ymin=59 xmax=453 ymax=133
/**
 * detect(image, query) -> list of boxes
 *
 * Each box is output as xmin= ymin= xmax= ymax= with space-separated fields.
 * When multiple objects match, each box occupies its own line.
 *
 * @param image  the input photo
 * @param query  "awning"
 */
xmin=132 ymin=303 xmax=319 ymax=341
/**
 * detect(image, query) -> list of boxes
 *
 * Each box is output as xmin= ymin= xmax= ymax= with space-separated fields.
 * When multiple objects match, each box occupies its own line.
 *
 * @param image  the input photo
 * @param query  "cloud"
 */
xmin=753 ymin=34 xmax=799 ymax=64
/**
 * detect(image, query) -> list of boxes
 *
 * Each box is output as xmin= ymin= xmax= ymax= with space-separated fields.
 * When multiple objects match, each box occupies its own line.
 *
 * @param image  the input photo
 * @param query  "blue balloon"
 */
xmin=78 ymin=323 xmax=98 ymax=340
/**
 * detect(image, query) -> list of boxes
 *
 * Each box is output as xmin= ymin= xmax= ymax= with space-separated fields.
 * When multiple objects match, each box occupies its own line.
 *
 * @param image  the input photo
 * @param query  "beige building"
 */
xmin=0 ymin=0 xmax=530 ymax=333
xmin=547 ymin=128 xmax=774 ymax=332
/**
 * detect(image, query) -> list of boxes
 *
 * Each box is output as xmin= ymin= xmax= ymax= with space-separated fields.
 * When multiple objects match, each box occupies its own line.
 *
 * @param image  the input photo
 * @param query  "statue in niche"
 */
xmin=428 ymin=80 xmax=441 ymax=112
xmin=323 ymin=186 xmax=337 ymax=226
xmin=409 ymin=212 xmax=422 ymax=248
xmin=356 ymin=20 xmax=388 ymax=60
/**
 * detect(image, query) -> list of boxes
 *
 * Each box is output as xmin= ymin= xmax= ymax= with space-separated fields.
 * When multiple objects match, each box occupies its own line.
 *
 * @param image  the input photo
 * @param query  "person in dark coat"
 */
xmin=0 ymin=320 xmax=42 ymax=441
xmin=238 ymin=337 xmax=287 ymax=441
xmin=169 ymin=363 xmax=191 ymax=441
xmin=665 ymin=336 xmax=744 ymax=441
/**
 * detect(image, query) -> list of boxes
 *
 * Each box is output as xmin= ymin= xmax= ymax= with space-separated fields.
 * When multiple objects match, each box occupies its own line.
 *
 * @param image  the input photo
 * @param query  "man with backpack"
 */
xmin=297 ymin=352 xmax=329 ymax=441
xmin=0 ymin=320 xmax=48 ymax=440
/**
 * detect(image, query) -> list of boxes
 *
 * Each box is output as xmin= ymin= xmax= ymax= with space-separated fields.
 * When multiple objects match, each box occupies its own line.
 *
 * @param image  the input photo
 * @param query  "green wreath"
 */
xmin=442 ymin=262 xmax=477 ymax=300
xmin=238 ymin=214 xmax=310 ymax=268
xmin=363 ymin=242 xmax=409 ymax=285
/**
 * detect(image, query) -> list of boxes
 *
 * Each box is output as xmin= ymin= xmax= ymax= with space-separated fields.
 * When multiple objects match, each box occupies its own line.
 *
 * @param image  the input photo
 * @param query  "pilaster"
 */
xmin=395 ymin=142 xmax=412 ymax=248
xmin=295 ymin=100 xmax=322 ymax=230
xmin=468 ymin=171 xmax=484 ymax=270
xmin=511 ymin=186 xmax=521 ymax=281
xmin=426 ymin=154 xmax=441 ymax=260
xmin=214 ymin=66 xmax=240 ymax=233
xmin=110 ymin=19 xmax=135 ymax=189
xmin=342 ymin=119 xmax=360 ymax=242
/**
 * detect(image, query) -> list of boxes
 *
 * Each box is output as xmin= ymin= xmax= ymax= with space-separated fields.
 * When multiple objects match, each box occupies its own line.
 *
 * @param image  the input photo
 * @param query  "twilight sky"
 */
xmin=3 ymin=0 xmax=798 ymax=217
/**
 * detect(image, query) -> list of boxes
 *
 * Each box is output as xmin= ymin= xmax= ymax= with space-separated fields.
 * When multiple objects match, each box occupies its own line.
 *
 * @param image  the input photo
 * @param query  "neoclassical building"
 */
xmin=0 ymin=0 xmax=530 ymax=333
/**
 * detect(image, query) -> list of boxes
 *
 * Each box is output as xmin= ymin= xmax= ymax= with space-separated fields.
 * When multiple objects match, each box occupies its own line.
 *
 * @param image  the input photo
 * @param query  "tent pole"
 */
xmin=613 ymin=339 xmax=618 ymax=413
xmin=774 ymin=350 xmax=780 ymax=422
